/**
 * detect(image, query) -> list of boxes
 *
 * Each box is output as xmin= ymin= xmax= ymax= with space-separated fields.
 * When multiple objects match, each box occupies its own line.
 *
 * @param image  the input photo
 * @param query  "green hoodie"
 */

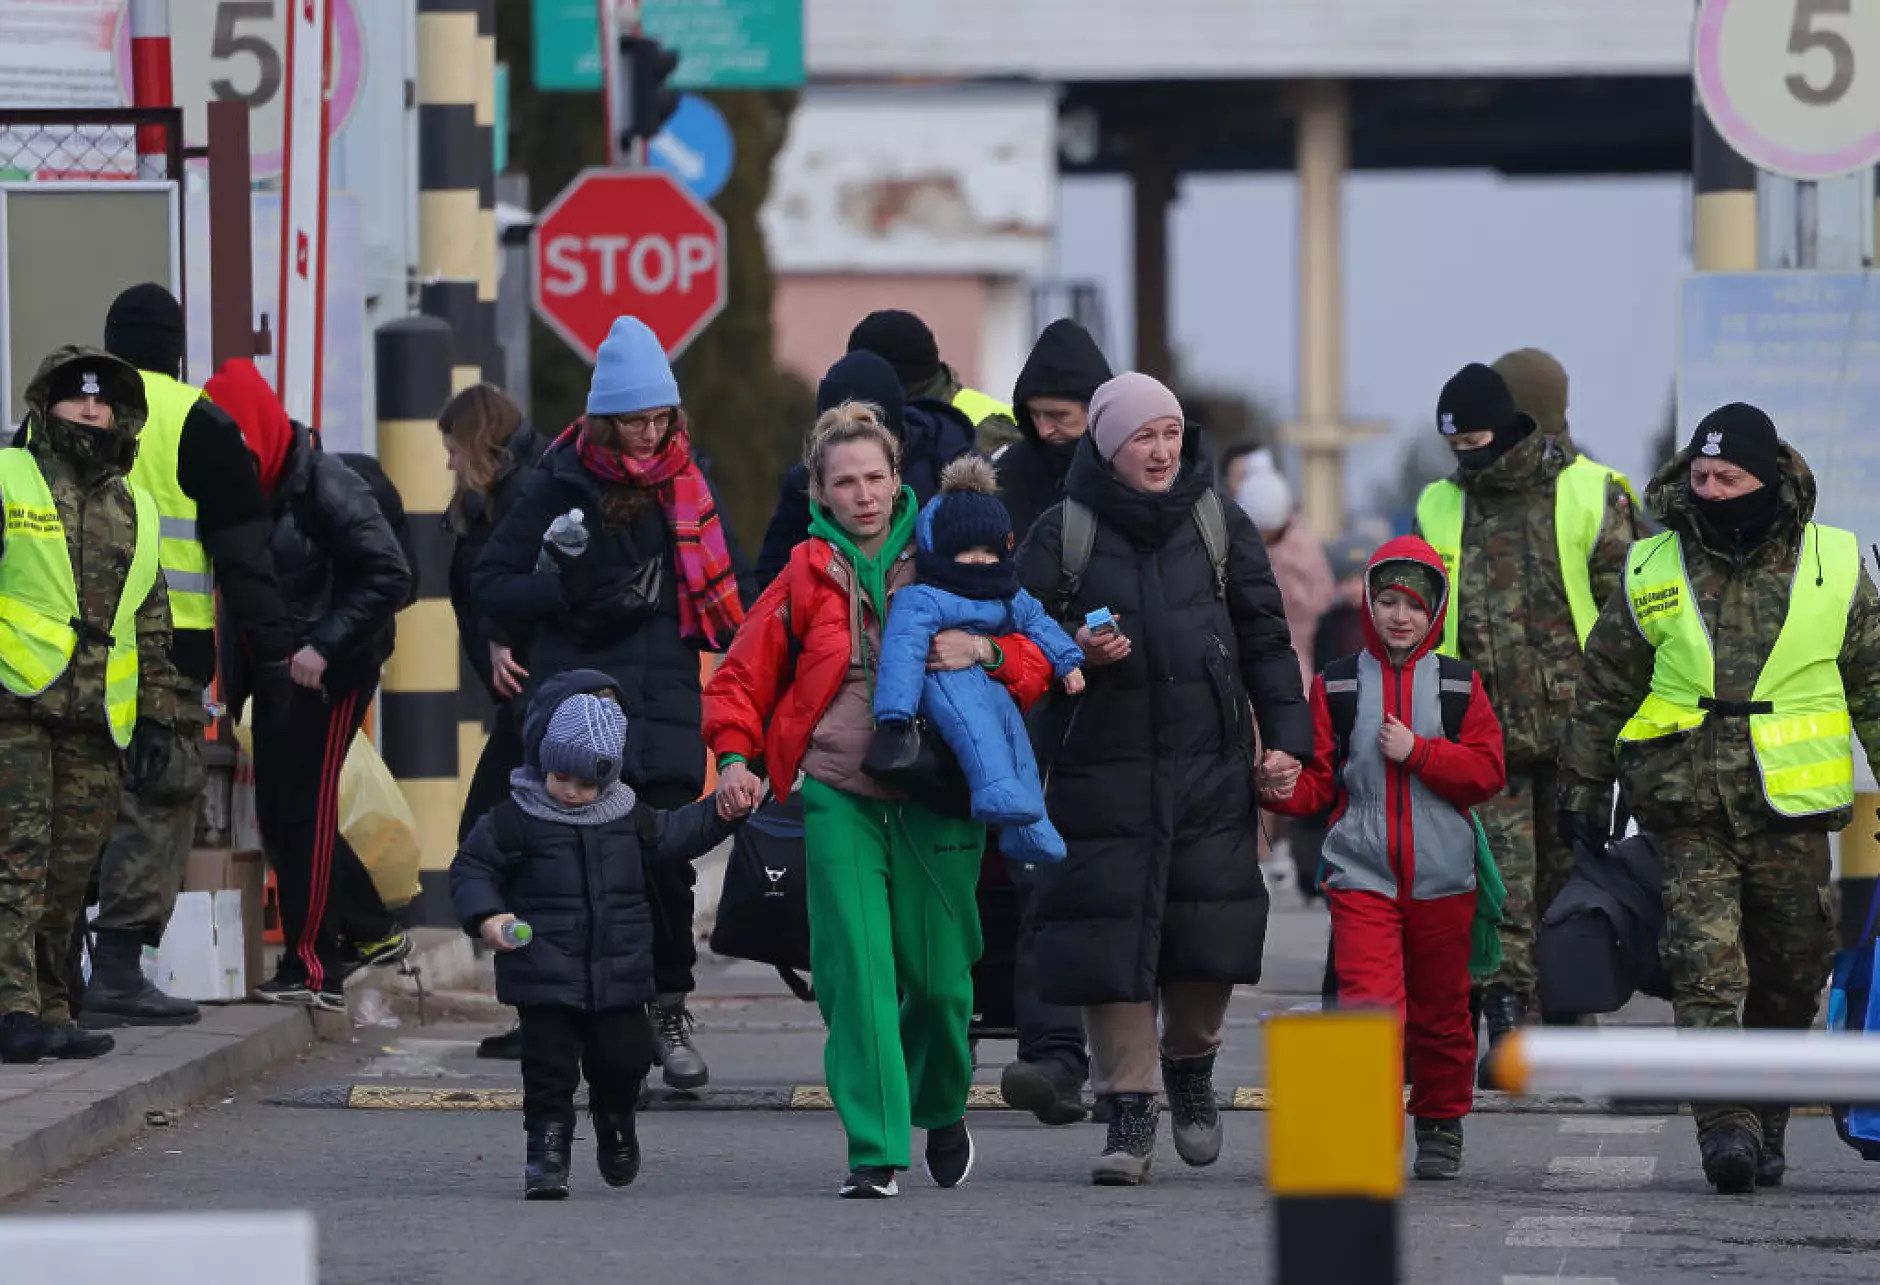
xmin=807 ymin=485 xmax=918 ymax=622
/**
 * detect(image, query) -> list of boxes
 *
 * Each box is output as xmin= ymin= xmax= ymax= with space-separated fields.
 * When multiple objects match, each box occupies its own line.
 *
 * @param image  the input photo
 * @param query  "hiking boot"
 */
xmin=592 ymin=1110 xmax=641 ymax=1188
xmin=1699 ymin=1118 xmax=1761 ymax=1195
xmin=524 ymin=1122 xmax=573 ymax=1200
xmin=0 ymin=1011 xmax=49 ymax=1064
xmin=43 ymin=1021 xmax=114 ymax=1060
xmin=1090 ymin=1092 xmax=1159 ymax=1186
xmin=84 ymin=929 xmax=200 ymax=1027
xmin=654 ymin=997 xmax=708 ymax=1090
xmin=839 ymin=1165 xmax=899 ymax=1199
xmin=1163 ymin=1052 xmax=1223 ymax=1167
xmin=924 ymin=1118 xmax=975 ymax=1188
xmin=1413 ymin=1117 xmax=1465 ymax=1180
xmin=478 ymin=1024 xmax=524 ymax=1060
xmin=1757 ymin=1110 xmax=1788 ymax=1188
xmin=1477 ymin=985 xmax=1525 ymax=1090
xmin=999 ymin=1059 xmax=1088 ymax=1126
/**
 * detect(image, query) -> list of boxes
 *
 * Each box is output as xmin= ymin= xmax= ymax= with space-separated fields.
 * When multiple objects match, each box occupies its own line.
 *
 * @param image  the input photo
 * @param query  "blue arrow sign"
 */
xmin=648 ymin=94 xmax=735 ymax=204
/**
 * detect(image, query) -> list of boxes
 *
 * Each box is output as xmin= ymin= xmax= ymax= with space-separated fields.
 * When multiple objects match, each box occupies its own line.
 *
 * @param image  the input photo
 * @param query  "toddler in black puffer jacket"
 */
xmin=451 ymin=667 xmax=743 ymax=1200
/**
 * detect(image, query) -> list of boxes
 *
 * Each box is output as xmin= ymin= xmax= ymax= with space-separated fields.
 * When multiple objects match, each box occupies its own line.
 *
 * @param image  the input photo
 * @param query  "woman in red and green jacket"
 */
xmin=704 ymin=403 xmax=1051 ymax=1200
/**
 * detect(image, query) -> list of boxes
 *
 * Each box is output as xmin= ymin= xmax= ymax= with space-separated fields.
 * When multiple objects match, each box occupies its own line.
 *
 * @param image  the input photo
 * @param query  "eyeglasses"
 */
xmin=618 ymin=409 xmax=674 ymax=435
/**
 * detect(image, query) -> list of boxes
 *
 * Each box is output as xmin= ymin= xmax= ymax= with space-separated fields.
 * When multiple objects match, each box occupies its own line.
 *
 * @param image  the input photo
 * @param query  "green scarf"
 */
xmin=1468 ymin=811 xmax=1508 ymax=983
xmin=807 ymin=486 xmax=917 ymax=621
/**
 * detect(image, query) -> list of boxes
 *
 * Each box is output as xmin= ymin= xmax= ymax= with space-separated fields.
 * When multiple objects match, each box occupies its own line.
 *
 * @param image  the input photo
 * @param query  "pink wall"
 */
xmin=773 ymin=275 xmax=988 ymax=389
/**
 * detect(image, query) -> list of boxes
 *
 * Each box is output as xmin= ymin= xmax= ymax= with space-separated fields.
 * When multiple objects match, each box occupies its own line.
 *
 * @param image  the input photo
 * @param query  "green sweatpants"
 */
xmin=800 ymin=776 xmax=986 ymax=1170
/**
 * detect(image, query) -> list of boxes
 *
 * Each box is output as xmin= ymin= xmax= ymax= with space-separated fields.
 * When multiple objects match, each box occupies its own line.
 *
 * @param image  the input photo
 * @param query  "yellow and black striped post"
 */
xmin=1268 ymin=1012 xmax=1402 ymax=1284
xmin=474 ymin=0 xmax=500 ymax=382
xmin=418 ymin=0 xmax=487 ymax=393
xmin=375 ymin=316 xmax=460 ymax=925
xmin=1692 ymin=93 xmax=1757 ymax=272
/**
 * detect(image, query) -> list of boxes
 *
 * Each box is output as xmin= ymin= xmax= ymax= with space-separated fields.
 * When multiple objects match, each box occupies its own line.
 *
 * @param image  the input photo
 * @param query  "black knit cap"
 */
xmin=916 ymin=456 xmax=1018 ymax=599
xmin=1435 ymin=362 xmax=1521 ymax=438
xmin=104 ymin=282 xmax=184 ymax=379
xmin=817 ymin=349 xmax=906 ymax=433
xmin=847 ymin=309 xmax=941 ymax=390
xmin=928 ymin=488 xmax=1013 ymax=562
xmin=1688 ymin=402 xmax=1782 ymax=489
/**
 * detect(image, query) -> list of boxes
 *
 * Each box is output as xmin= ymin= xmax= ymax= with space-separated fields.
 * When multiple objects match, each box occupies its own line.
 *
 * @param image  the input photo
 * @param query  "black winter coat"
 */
xmin=449 ymin=669 xmax=735 ymax=1010
xmin=448 ymin=421 xmax=543 ymax=703
xmin=253 ymin=427 xmax=411 ymax=696
xmin=472 ymin=437 xmax=751 ymax=794
xmin=996 ymin=319 xmax=1112 ymax=546
xmin=1015 ymin=431 xmax=1313 ymax=1005
xmin=753 ymin=400 xmax=976 ymax=589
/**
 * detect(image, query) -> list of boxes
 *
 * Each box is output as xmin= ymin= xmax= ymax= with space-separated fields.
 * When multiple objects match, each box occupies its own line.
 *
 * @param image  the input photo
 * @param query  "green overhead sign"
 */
xmin=531 ymin=0 xmax=804 ymax=92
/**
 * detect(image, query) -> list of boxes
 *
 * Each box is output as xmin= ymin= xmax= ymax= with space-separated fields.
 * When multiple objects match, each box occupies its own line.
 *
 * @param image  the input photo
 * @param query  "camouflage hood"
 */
xmin=1645 ymin=437 xmax=1817 ymax=551
xmin=20 ymin=346 xmax=147 ymax=475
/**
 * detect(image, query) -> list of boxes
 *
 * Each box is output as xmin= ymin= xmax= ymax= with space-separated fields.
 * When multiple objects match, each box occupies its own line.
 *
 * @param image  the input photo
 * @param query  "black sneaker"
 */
xmin=478 ymin=1024 xmax=525 ymax=1060
xmin=254 ymin=977 xmax=344 ymax=1013
xmin=923 ymin=1119 xmax=974 ymax=1189
xmin=353 ymin=931 xmax=413 ymax=970
xmin=43 ymin=1021 xmax=114 ymax=1060
xmin=838 ymin=1165 xmax=899 ymax=1199
xmin=1412 ymin=1117 xmax=1464 ymax=1180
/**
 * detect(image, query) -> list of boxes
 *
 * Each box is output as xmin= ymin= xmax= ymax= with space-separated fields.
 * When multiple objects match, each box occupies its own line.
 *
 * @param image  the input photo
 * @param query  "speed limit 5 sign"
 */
xmin=1696 ymin=0 xmax=1880 ymax=180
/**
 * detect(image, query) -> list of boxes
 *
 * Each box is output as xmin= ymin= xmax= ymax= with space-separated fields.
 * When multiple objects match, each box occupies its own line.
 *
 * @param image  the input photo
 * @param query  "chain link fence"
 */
xmin=0 ymin=108 xmax=182 ymax=182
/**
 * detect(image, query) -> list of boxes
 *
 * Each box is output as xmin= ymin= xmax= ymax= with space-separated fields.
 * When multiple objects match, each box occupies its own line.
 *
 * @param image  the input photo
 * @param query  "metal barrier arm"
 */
xmin=1492 ymin=1027 xmax=1880 ymax=1102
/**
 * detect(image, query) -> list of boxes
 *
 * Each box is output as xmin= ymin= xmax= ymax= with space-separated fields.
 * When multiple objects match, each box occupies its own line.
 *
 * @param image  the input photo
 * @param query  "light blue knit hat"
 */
xmin=538 ymin=692 xmax=628 ymax=785
xmin=587 ymin=316 xmax=680 ymax=417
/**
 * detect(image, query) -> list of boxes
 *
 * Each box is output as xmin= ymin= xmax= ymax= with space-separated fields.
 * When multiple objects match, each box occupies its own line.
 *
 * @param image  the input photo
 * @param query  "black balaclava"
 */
xmin=1686 ymin=402 xmax=1785 ymax=551
xmin=104 ymin=282 xmax=185 ymax=380
xmin=1436 ymin=362 xmax=1535 ymax=471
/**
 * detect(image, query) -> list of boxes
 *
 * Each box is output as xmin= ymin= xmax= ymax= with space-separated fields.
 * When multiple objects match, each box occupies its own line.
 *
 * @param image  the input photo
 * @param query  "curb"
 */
xmin=0 ymin=1007 xmax=317 ymax=1202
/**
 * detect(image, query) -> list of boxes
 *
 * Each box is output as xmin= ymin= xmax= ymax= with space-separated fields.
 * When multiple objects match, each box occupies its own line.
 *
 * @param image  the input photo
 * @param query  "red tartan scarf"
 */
xmin=558 ymin=418 xmax=745 ymax=648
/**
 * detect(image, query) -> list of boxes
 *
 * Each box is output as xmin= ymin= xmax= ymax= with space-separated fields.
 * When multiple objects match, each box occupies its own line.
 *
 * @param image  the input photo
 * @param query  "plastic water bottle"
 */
xmin=535 ymin=507 xmax=589 ymax=572
xmin=500 ymin=921 xmax=533 ymax=948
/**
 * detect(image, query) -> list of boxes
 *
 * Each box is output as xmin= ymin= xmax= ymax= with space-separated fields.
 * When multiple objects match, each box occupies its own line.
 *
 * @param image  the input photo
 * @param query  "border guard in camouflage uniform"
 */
xmin=0 ymin=348 xmax=177 ymax=1064
xmin=1559 ymin=403 xmax=1880 ymax=1194
xmin=1414 ymin=356 xmax=1639 ymax=1074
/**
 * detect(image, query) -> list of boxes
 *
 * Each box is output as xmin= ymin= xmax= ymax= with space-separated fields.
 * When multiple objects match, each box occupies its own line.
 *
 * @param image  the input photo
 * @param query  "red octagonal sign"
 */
xmin=532 ymin=168 xmax=727 ymax=363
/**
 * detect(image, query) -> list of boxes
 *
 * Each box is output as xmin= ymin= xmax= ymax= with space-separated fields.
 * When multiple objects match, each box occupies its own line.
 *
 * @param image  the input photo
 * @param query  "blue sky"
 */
xmin=1054 ymin=172 xmax=1692 ymax=516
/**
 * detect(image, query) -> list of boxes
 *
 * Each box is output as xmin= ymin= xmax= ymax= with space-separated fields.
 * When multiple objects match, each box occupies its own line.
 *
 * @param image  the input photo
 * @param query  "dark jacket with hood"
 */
xmin=753 ymin=401 xmax=976 ymax=590
xmin=1014 ymin=430 xmax=1314 ymax=1004
xmin=996 ymin=319 xmax=1113 ymax=545
xmin=2 ymin=347 xmax=179 ymax=731
xmin=448 ymin=419 xmax=544 ymax=702
xmin=1559 ymin=442 xmax=1880 ymax=838
xmin=472 ymin=431 xmax=752 ymax=795
xmin=1270 ymin=536 xmax=1506 ymax=901
xmin=449 ymin=668 xmax=736 ymax=1011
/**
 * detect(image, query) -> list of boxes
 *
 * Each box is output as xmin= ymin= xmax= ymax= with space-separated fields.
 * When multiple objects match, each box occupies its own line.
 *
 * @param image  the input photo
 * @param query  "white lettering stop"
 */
xmin=542 ymin=234 xmax=719 ymax=298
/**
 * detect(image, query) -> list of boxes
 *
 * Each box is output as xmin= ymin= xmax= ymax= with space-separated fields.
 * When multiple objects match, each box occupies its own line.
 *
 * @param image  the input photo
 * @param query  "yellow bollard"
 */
xmin=1268 ymin=1011 xmax=1402 ymax=1284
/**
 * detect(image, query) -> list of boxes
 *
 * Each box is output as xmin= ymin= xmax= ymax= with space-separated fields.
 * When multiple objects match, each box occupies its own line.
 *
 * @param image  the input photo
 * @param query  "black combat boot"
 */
xmin=1477 ymin=985 xmax=1525 ymax=1089
xmin=592 ymin=1111 xmax=641 ymax=1188
xmin=1699 ymin=1117 xmax=1761 ymax=1195
xmin=43 ymin=1021 xmax=114 ymax=1059
xmin=524 ymin=1122 xmax=573 ymax=1200
xmin=0 ymin=1011 xmax=49 ymax=1064
xmin=1162 ymin=1052 xmax=1223 ymax=1167
xmin=84 ymin=929 xmax=200 ymax=1026
xmin=1090 ymin=1092 xmax=1160 ymax=1186
xmin=999 ymin=1058 xmax=1088 ymax=1126
xmin=1757 ymin=1109 xmax=1788 ymax=1188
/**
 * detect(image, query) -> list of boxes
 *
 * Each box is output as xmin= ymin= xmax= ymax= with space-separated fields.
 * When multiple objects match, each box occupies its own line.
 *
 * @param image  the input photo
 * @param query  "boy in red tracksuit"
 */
xmin=1265 ymin=534 xmax=1505 ymax=1179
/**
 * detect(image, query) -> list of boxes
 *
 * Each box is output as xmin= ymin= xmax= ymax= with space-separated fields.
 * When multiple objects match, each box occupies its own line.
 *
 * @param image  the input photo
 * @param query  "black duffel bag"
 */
xmin=1537 ymin=829 xmax=1670 ymax=1018
xmin=708 ymin=796 xmax=814 ymax=1001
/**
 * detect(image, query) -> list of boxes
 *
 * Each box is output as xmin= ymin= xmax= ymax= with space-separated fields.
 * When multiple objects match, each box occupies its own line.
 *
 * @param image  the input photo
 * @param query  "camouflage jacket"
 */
xmin=1416 ymin=426 xmax=1638 ymax=766
xmin=911 ymin=363 xmax=1020 ymax=454
xmin=1558 ymin=444 xmax=1880 ymax=838
xmin=0 ymin=347 xmax=179 ymax=732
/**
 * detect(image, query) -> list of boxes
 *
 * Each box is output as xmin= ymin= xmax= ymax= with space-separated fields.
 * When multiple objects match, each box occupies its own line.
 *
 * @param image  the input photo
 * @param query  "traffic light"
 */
xmin=620 ymin=35 xmax=681 ymax=144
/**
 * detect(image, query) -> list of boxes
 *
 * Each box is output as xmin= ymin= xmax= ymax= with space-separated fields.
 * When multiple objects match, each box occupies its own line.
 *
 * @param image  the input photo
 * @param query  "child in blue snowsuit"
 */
xmin=865 ymin=456 xmax=1085 ymax=861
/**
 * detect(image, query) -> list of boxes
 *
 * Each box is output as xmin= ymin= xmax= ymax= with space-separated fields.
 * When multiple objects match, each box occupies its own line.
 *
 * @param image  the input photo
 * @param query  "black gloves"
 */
xmin=1557 ymin=809 xmax=1610 ymax=859
xmin=125 ymin=719 xmax=174 ymax=795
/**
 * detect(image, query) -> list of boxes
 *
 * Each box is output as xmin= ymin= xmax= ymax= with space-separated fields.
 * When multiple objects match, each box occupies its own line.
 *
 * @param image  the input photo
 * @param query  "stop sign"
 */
xmin=532 ymin=168 xmax=728 ymax=362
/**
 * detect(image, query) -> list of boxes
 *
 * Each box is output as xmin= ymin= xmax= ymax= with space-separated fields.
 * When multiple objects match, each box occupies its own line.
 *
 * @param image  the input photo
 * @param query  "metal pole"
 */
xmin=1798 ymin=180 xmax=1820 ymax=268
xmin=599 ymin=0 xmax=646 ymax=169
xmin=1128 ymin=151 xmax=1173 ymax=380
xmin=1492 ymin=1027 xmax=1880 ymax=1102
xmin=1691 ymin=94 xmax=1758 ymax=271
xmin=205 ymin=100 xmax=258 ymax=371
xmin=418 ymin=0 xmax=485 ymax=393
xmin=1295 ymin=79 xmax=1351 ymax=537
xmin=126 ymin=0 xmax=173 ymax=182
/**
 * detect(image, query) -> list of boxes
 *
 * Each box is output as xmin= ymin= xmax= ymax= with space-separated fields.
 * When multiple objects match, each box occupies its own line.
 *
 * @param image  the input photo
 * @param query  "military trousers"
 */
xmin=1658 ymin=822 xmax=1836 ymax=1136
xmin=1479 ymin=763 xmax=1572 ymax=1001
xmin=94 ymin=707 xmax=209 ymax=945
xmin=0 ymin=721 xmax=123 ymax=1023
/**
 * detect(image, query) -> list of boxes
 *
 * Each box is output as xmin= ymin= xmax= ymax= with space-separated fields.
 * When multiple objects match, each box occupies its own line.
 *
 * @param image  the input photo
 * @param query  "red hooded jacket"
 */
xmin=1270 ymin=535 xmax=1505 ymax=900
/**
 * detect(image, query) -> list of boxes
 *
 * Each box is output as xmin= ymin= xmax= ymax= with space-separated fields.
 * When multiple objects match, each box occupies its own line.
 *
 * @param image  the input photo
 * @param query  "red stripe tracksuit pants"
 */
xmin=1327 ymin=887 xmax=1476 ymax=1121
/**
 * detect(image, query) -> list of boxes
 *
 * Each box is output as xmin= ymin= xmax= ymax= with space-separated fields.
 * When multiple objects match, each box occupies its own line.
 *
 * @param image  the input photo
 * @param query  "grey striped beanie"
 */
xmin=538 ymin=692 xmax=628 ymax=785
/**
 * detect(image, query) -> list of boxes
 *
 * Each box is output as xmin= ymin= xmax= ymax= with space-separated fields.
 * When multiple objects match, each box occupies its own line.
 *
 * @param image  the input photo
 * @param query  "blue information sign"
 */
xmin=648 ymin=94 xmax=735 ymax=203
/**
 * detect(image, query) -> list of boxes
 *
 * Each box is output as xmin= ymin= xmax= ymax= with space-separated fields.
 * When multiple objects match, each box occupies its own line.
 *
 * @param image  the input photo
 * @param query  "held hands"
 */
xmin=490 ymin=642 xmax=529 ymax=699
xmin=1378 ymin=714 xmax=1417 ymax=765
xmin=1061 ymin=667 xmax=1086 ymax=695
xmin=1074 ymin=619 xmax=1132 ymax=667
xmin=289 ymin=645 xmax=328 ymax=691
xmin=1258 ymin=748 xmax=1301 ymax=803
xmin=715 ymin=761 xmax=763 ymax=820
xmin=928 ymin=630 xmax=990 ymax=672
xmin=480 ymin=914 xmax=522 ymax=952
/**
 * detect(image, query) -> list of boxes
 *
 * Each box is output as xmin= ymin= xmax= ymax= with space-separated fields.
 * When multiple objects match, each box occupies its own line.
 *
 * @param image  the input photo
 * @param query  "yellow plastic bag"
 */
xmin=231 ymin=715 xmax=423 ymax=909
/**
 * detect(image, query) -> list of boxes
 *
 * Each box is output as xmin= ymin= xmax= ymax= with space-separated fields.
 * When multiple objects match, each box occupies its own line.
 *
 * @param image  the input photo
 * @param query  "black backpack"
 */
xmin=1321 ymin=651 xmax=1476 ymax=765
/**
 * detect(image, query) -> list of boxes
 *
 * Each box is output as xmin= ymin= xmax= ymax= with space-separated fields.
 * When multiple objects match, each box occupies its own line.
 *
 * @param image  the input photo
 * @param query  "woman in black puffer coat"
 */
xmin=206 ymin=359 xmax=413 ymax=1008
xmin=1015 ymin=372 xmax=1312 ymax=1185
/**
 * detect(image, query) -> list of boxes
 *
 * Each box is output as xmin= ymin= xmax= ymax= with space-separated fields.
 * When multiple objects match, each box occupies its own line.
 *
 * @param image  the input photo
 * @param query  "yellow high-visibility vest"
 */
xmin=1415 ymin=455 xmax=1630 ymax=657
xmin=951 ymin=386 xmax=1013 ymax=427
xmin=1617 ymin=524 xmax=1860 ymax=819
xmin=128 ymin=370 xmax=214 ymax=631
xmin=0 ymin=447 xmax=160 ymax=746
